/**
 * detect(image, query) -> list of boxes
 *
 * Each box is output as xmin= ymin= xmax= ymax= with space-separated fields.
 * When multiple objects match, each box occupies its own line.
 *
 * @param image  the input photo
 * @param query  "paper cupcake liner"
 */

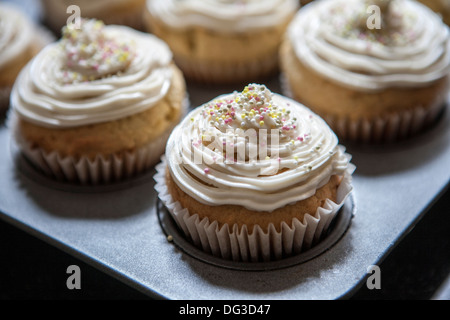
xmin=280 ymin=73 xmax=447 ymax=143
xmin=173 ymin=52 xmax=279 ymax=84
xmin=154 ymin=157 xmax=354 ymax=263
xmin=8 ymin=96 xmax=189 ymax=185
xmin=322 ymin=102 xmax=444 ymax=143
xmin=12 ymin=124 xmax=172 ymax=185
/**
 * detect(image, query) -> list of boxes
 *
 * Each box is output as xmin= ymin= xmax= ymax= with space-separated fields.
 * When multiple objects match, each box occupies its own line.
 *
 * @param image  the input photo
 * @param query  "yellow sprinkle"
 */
xmin=294 ymin=156 xmax=299 ymax=161
xmin=241 ymin=114 xmax=246 ymax=119
xmin=260 ymin=121 xmax=265 ymax=126
xmin=190 ymin=118 xmax=194 ymax=122
xmin=265 ymin=156 xmax=271 ymax=160
xmin=291 ymin=140 xmax=295 ymax=144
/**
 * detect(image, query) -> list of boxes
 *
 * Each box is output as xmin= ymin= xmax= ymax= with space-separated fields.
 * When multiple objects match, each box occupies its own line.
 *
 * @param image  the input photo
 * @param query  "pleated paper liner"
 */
xmin=280 ymin=73 xmax=447 ymax=144
xmin=173 ymin=52 xmax=280 ymax=85
xmin=154 ymin=156 xmax=355 ymax=266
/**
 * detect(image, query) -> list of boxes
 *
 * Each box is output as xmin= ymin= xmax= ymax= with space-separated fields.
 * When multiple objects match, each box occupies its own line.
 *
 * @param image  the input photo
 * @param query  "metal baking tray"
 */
xmin=0 ymin=75 xmax=449 ymax=299
xmin=1 ymin=0 xmax=449 ymax=299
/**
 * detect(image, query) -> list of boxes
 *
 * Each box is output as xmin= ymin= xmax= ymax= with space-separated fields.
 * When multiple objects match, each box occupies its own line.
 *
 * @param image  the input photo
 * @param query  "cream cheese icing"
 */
xmin=288 ymin=0 xmax=450 ymax=91
xmin=146 ymin=0 xmax=300 ymax=32
xmin=11 ymin=19 xmax=173 ymax=128
xmin=166 ymin=84 xmax=351 ymax=212
xmin=0 ymin=4 xmax=34 ymax=71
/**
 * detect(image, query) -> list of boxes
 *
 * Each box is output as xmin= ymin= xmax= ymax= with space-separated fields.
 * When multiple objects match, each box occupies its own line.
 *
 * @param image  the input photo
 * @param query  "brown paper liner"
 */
xmin=154 ymin=157 xmax=355 ymax=262
xmin=280 ymin=73 xmax=447 ymax=143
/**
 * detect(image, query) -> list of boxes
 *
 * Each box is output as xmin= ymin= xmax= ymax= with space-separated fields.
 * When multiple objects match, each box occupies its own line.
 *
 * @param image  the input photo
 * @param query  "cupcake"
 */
xmin=144 ymin=0 xmax=299 ymax=84
xmin=417 ymin=0 xmax=450 ymax=26
xmin=280 ymin=0 xmax=450 ymax=143
xmin=40 ymin=0 xmax=147 ymax=34
xmin=154 ymin=84 xmax=354 ymax=262
xmin=9 ymin=19 xmax=187 ymax=185
xmin=0 ymin=4 xmax=51 ymax=111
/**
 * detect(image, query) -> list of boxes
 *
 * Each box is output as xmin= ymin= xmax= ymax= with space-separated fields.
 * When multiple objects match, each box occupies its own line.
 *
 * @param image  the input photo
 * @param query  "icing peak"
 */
xmin=203 ymin=84 xmax=296 ymax=136
xmin=61 ymin=19 xmax=136 ymax=83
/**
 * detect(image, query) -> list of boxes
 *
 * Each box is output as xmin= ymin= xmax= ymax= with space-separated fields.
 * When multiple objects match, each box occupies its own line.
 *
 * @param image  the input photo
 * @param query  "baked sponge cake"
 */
xmin=144 ymin=0 xmax=299 ymax=84
xmin=280 ymin=0 xmax=450 ymax=143
xmin=10 ymin=19 xmax=187 ymax=184
xmin=155 ymin=84 xmax=354 ymax=262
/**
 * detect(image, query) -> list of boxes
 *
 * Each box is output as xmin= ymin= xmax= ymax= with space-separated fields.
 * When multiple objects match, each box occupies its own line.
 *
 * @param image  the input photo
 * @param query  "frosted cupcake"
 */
xmin=40 ymin=0 xmax=147 ymax=33
xmin=417 ymin=0 xmax=450 ymax=26
xmin=0 ymin=4 xmax=50 ymax=110
xmin=154 ymin=84 xmax=354 ymax=262
xmin=10 ymin=19 xmax=187 ymax=184
xmin=144 ymin=0 xmax=299 ymax=84
xmin=280 ymin=0 xmax=450 ymax=142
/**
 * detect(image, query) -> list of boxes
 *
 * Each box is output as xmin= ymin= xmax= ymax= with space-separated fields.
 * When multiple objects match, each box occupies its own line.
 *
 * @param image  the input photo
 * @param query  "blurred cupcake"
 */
xmin=9 ymin=19 xmax=187 ymax=184
xmin=0 ymin=4 xmax=51 ymax=111
xmin=280 ymin=0 xmax=450 ymax=143
xmin=417 ymin=0 xmax=450 ymax=26
xmin=144 ymin=0 xmax=299 ymax=85
xmin=154 ymin=84 xmax=354 ymax=262
xmin=40 ymin=0 xmax=147 ymax=34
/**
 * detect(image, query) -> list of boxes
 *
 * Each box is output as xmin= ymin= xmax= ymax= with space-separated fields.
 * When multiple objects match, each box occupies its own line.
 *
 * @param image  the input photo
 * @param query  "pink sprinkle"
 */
xmin=204 ymin=168 xmax=210 ymax=174
xmin=260 ymin=115 xmax=264 ymax=120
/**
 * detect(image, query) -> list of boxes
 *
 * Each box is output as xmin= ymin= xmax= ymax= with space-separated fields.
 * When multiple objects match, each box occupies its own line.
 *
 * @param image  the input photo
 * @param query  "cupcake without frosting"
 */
xmin=144 ymin=0 xmax=299 ymax=84
xmin=155 ymin=84 xmax=354 ymax=262
xmin=280 ymin=0 xmax=450 ymax=142
xmin=0 ymin=4 xmax=51 ymax=110
xmin=10 ymin=19 xmax=187 ymax=184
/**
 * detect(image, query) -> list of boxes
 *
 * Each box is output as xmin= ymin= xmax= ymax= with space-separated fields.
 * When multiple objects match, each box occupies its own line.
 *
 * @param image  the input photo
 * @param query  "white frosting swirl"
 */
xmin=0 ymin=4 xmax=34 ymax=70
xmin=166 ymin=84 xmax=351 ymax=212
xmin=288 ymin=0 xmax=450 ymax=91
xmin=146 ymin=0 xmax=299 ymax=32
xmin=11 ymin=20 xmax=174 ymax=128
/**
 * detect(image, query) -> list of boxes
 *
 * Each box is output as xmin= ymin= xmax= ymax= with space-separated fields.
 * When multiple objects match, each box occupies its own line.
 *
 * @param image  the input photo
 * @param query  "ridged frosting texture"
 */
xmin=12 ymin=19 xmax=173 ymax=128
xmin=0 ymin=4 xmax=34 ymax=70
xmin=288 ymin=0 xmax=450 ymax=91
xmin=166 ymin=84 xmax=351 ymax=212
xmin=146 ymin=0 xmax=299 ymax=31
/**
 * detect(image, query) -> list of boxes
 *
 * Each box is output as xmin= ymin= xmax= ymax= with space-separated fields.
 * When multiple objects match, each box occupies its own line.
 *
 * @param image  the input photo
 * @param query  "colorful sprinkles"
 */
xmin=60 ymin=19 xmax=136 ymax=84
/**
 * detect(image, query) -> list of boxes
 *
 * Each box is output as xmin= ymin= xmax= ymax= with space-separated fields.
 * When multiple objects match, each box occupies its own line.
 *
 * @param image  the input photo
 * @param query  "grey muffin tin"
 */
xmin=0 ymin=0 xmax=449 ymax=300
